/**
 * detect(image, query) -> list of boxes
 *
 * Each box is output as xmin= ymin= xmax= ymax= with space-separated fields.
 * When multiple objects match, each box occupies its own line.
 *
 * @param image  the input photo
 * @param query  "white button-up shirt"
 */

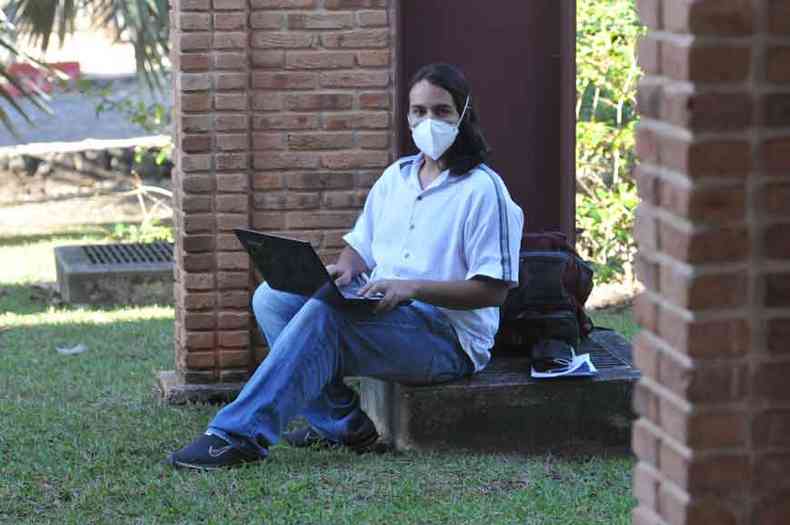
xmin=343 ymin=154 xmax=524 ymax=372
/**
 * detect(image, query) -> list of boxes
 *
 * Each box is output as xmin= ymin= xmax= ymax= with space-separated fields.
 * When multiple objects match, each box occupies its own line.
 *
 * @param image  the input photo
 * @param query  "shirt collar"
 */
xmin=406 ymin=153 xmax=455 ymax=192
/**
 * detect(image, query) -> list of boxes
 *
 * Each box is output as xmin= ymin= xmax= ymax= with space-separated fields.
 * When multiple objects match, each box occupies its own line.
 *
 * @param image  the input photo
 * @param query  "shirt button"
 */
xmin=416 ymin=196 xmax=422 ymax=201
xmin=404 ymin=252 xmax=410 ymax=259
xmin=409 ymin=224 xmax=415 ymax=230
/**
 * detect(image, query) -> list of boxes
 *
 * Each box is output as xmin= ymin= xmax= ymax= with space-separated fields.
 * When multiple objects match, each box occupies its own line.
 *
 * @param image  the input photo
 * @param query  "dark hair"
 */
xmin=408 ymin=63 xmax=491 ymax=176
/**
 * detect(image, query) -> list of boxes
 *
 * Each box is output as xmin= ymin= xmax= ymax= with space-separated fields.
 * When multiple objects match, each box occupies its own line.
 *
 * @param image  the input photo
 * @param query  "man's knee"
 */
xmin=251 ymin=282 xmax=275 ymax=318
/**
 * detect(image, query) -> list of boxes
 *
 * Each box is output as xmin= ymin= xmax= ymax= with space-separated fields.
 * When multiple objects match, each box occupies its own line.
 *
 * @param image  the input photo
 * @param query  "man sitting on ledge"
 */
xmin=167 ymin=63 xmax=524 ymax=470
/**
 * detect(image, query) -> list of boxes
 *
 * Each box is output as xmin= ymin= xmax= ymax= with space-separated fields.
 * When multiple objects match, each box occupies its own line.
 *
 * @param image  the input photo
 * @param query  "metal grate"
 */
xmin=82 ymin=242 xmax=174 ymax=265
xmin=587 ymin=342 xmax=630 ymax=369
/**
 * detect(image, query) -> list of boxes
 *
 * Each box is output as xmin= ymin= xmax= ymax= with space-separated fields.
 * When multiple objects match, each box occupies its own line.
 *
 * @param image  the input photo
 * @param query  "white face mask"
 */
xmin=409 ymin=96 xmax=470 ymax=161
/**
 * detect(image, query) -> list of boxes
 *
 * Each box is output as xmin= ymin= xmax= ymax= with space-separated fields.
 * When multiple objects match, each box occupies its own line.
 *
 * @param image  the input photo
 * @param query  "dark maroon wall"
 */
xmin=397 ymin=0 xmax=576 ymax=240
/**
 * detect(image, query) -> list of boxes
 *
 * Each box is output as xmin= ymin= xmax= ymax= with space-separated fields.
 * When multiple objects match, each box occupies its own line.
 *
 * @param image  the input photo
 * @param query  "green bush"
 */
xmin=576 ymin=0 xmax=646 ymax=284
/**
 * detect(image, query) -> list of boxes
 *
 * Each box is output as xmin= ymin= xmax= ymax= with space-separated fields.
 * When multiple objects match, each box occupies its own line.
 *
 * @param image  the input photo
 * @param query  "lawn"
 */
xmin=0 ymin=229 xmax=638 ymax=525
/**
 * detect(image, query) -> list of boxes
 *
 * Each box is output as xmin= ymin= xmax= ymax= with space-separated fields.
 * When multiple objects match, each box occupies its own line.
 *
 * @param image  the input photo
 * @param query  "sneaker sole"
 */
xmin=167 ymin=455 xmax=258 ymax=471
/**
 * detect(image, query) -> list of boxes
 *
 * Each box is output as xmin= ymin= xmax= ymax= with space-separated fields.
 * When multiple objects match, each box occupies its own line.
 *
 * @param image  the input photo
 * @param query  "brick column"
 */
xmin=632 ymin=1 xmax=790 ymax=524
xmin=160 ymin=0 xmax=397 ymax=402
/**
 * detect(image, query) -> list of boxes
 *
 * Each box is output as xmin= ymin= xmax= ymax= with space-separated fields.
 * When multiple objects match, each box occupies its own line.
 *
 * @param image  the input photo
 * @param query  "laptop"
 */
xmin=233 ymin=228 xmax=383 ymax=307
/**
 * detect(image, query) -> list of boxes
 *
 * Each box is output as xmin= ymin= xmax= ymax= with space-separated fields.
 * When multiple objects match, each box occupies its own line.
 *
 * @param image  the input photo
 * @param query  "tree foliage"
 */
xmin=576 ymin=0 xmax=646 ymax=284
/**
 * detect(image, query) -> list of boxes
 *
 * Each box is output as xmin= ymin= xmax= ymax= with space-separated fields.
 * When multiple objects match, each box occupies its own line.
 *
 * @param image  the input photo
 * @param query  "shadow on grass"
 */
xmin=0 ymin=282 xmax=163 ymax=316
xmin=0 ymin=227 xmax=115 ymax=247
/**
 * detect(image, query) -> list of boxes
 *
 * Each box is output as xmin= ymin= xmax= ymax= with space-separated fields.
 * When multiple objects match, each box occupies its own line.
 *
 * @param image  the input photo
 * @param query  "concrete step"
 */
xmin=360 ymin=329 xmax=639 ymax=454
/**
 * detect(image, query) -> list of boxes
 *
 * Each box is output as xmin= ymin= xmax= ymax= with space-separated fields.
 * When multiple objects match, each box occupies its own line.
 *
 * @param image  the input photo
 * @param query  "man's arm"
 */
xmin=360 ymin=277 xmax=509 ymax=312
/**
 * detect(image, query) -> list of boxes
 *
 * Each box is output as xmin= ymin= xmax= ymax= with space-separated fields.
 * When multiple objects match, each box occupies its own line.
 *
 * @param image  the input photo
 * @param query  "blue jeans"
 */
xmin=207 ymin=282 xmax=474 ymax=457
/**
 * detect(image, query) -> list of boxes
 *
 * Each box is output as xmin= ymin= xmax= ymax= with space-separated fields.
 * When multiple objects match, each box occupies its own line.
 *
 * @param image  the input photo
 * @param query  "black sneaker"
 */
xmin=283 ymin=425 xmax=379 ymax=453
xmin=167 ymin=433 xmax=261 ymax=471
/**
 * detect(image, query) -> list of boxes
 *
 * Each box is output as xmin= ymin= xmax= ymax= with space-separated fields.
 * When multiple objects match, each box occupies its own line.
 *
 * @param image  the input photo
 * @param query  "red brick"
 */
xmin=181 ymin=174 xmax=215 ymax=193
xmin=632 ymin=419 xmax=660 ymax=465
xmin=767 ymin=47 xmax=790 ymax=84
xmin=251 ymin=50 xmax=285 ymax=68
xmin=659 ymin=309 xmax=750 ymax=358
xmin=252 ymin=72 xmax=318 ymax=89
xmin=767 ymin=318 xmax=790 ymax=354
xmin=322 ymin=190 xmax=366 ymax=209
xmin=662 ymin=137 xmax=752 ymax=178
xmin=183 ymin=235 xmax=215 ymax=252
xmin=659 ymin=349 xmax=746 ymax=403
xmin=767 ymin=0 xmax=790 ymax=34
xmin=177 ymin=33 xmax=212 ymax=52
xmin=659 ymin=487 xmax=738 ymax=525
xmin=287 ymin=12 xmax=353 ymax=29
xmin=755 ymin=453 xmax=790 ymax=490
xmin=321 ymin=151 xmax=389 ymax=169
xmin=212 ymin=0 xmax=244 ymax=9
xmin=637 ymin=35 xmax=661 ymax=76
xmin=219 ymin=332 xmax=251 ymax=348
xmin=659 ymin=223 xmax=750 ymax=264
xmin=250 ymin=0 xmax=317 ymax=7
xmin=217 ymin=252 xmax=249 ymax=271
xmin=661 ymin=267 xmax=747 ymax=310
xmin=636 ymin=78 xmax=663 ymax=120
xmin=182 ymin=195 xmax=212 ymax=214
xmin=634 ymin=204 xmax=659 ymax=253
xmin=635 ymin=124 xmax=659 ymax=165
xmin=252 ymin=173 xmax=284 ymax=190
xmin=179 ymin=53 xmax=211 ymax=72
xmin=662 ymin=41 xmax=751 ymax=83
xmin=287 ymin=211 xmax=357 ymax=229
xmin=635 ymin=253 xmax=660 ymax=292
xmin=214 ymin=114 xmax=248 ymax=132
xmin=320 ymin=70 xmax=389 ymax=88
xmin=636 ymin=0 xmax=662 ymax=30
xmin=632 ymin=506 xmax=661 ymax=525
xmin=323 ymin=112 xmax=389 ymax=130
xmin=213 ymin=13 xmax=245 ymax=30
xmin=761 ymin=137 xmax=790 ymax=174
xmin=765 ymin=273 xmax=790 ymax=308
xmin=184 ymin=214 xmax=214 ymax=233
xmin=183 ymin=272 xmax=215 ymax=291
xmin=755 ymin=494 xmax=790 ymax=525
xmin=665 ymin=0 xmax=752 ymax=36
xmin=358 ymin=131 xmax=389 ymax=149
xmin=322 ymin=29 xmax=389 ymax=48
xmin=687 ymin=410 xmax=747 ymax=449
xmin=359 ymin=92 xmax=390 ymax=109
xmin=180 ymin=73 xmax=212 ymax=92
xmin=251 ymin=31 xmax=318 ymax=49
xmin=285 ymin=93 xmax=353 ymax=110
xmin=633 ymin=462 xmax=660 ymax=510
xmin=216 ymin=234 xmax=243 ymax=252
xmin=184 ymin=351 xmax=215 ymax=369
xmin=357 ymin=50 xmax=390 ymax=67
xmin=663 ymin=91 xmax=752 ymax=131
xmin=252 ymin=132 xmax=287 ymax=150
xmin=180 ymin=13 xmax=211 ymax=31
xmin=324 ymin=0 xmax=387 ymax=8
xmin=658 ymin=180 xmax=746 ymax=223
xmin=181 ymin=115 xmax=212 ymax=133
xmin=218 ymin=311 xmax=250 ymax=330
xmin=215 ymin=93 xmax=248 ymax=111
xmin=181 ymin=93 xmax=212 ymax=112
xmin=758 ymin=183 xmax=790 ymax=219
xmin=633 ymin=380 xmax=660 ymax=424
xmin=184 ymin=312 xmax=216 ymax=330
xmin=184 ymin=331 xmax=214 ymax=349
xmin=754 ymin=410 xmax=790 ymax=449
xmin=253 ymin=152 xmax=319 ymax=170
xmin=216 ymin=134 xmax=248 ymax=151
xmin=213 ymin=32 xmax=247 ymax=49
xmin=253 ymin=113 xmax=321 ymax=130
xmin=322 ymin=230 xmax=348 ymax=249
xmin=217 ymin=173 xmax=249 ymax=192
xmin=634 ymin=292 xmax=659 ymax=333
xmin=182 ymin=0 xmax=211 ymax=9
xmin=250 ymin=12 xmax=284 ymax=29
xmin=764 ymin=223 xmax=790 ymax=260
xmin=357 ymin=10 xmax=388 ymax=27
xmin=286 ymin=171 xmax=354 ymax=189
xmin=218 ymin=271 xmax=250 ymax=289
xmin=252 ymin=211 xmax=287 ymax=230
xmin=218 ymin=291 xmax=251 ymax=309
xmin=183 ymin=290 xmax=216 ymax=309
xmin=216 ymin=213 xmax=248 ymax=231
xmin=288 ymin=132 xmax=354 ymax=150
xmin=216 ymin=153 xmax=248 ymax=170
xmin=254 ymin=191 xmax=320 ymax=210
xmin=285 ymin=231 xmax=322 ymax=247
xmin=761 ymin=95 xmax=790 ymax=127
xmin=215 ymin=72 xmax=247 ymax=90
xmin=216 ymin=194 xmax=248 ymax=213
xmin=251 ymin=92 xmax=283 ymax=111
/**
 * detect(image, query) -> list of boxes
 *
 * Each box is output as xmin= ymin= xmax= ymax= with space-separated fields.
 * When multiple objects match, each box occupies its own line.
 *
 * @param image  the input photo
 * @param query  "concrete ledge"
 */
xmin=156 ymin=371 xmax=243 ymax=405
xmin=360 ymin=329 xmax=639 ymax=454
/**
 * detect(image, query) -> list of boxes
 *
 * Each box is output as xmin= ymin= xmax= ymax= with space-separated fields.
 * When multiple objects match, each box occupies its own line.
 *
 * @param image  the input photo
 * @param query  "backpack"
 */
xmin=495 ymin=232 xmax=595 ymax=358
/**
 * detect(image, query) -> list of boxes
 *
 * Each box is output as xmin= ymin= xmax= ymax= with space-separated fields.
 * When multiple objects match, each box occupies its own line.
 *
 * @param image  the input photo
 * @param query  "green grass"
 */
xmin=0 ymin=229 xmax=638 ymax=524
